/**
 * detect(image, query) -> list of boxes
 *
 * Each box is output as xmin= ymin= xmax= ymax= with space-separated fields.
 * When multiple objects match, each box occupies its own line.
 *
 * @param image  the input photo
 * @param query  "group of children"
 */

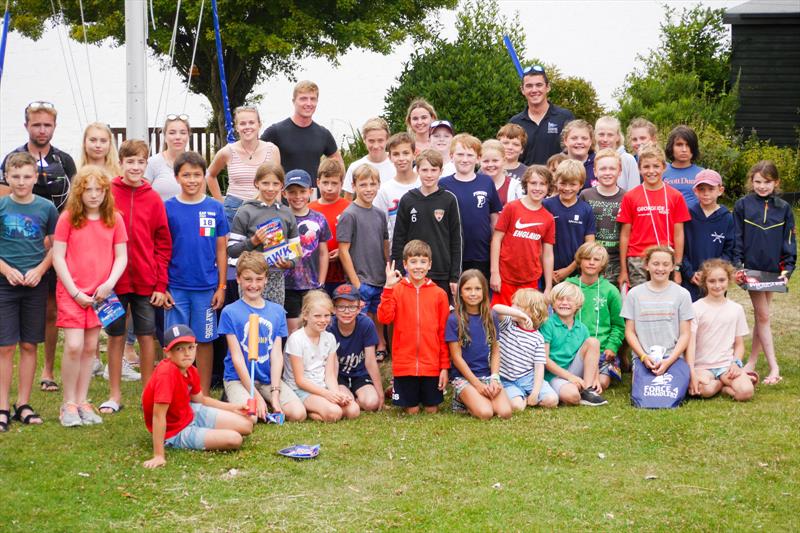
xmin=0 ymin=105 xmax=794 ymax=470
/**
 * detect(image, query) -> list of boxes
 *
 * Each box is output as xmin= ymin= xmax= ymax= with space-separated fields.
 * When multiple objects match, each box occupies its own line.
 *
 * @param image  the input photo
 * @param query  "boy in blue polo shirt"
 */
xmin=440 ymin=133 xmax=502 ymax=281
xmin=544 ymin=159 xmax=597 ymax=284
xmin=164 ymin=151 xmax=229 ymax=395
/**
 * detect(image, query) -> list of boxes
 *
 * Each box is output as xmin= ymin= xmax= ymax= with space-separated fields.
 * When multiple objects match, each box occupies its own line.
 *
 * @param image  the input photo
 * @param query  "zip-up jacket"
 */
xmin=391 ymin=188 xmax=462 ymax=282
xmin=681 ymin=204 xmax=735 ymax=281
xmin=377 ymin=277 xmax=450 ymax=377
xmin=566 ymin=276 xmax=625 ymax=354
xmin=111 ymin=176 xmax=172 ymax=295
xmin=733 ymin=193 xmax=796 ymax=275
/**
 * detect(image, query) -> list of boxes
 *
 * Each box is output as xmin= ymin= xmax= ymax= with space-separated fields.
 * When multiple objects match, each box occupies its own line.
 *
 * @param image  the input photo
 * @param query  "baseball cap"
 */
xmin=164 ymin=324 xmax=196 ymax=352
xmin=332 ymin=283 xmax=361 ymax=302
xmin=694 ymin=169 xmax=723 ymax=188
xmin=284 ymin=169 xmax=312 ymax=189
xmin=430 ymin=120 xmax=454 ymax=134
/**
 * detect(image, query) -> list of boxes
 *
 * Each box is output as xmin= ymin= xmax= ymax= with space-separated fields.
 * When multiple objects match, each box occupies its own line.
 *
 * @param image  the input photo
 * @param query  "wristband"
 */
xmin=270 ymin=386 xmax=280 ymax=393
xmin=217 ymin=284 xmax=227 ymax=290
xmin=490 ymin=373 xmax=500 ymax=382
xmin=733 ymin=359 xmax=744 ymax=368
xmin=72 ymin=289 xmax=81 ymax=299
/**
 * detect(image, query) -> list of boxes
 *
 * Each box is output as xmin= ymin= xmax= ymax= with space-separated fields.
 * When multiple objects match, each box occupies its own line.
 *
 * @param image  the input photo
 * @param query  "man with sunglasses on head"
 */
xmin=509 ymin=66 xmax=575 ymax=166
xmin=1 ymin=101 xmax=77 ymax=395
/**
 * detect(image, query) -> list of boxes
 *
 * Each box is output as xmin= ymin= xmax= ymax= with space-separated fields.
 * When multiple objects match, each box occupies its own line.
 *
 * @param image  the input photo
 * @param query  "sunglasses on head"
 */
xmin=522 ymin=65 xmax=545 ymax=75
xmin=166 ymin=113 xmax=190 ymax=121
xmin=26 ymin=101 xmax=55 ymax=111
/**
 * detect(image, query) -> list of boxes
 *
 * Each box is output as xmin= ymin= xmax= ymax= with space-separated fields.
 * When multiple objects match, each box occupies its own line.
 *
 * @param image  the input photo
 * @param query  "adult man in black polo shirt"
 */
xmin=509 ymin=66 xmax=575 ymax=165
xmin=260 ymin=80 xmax=343 ymax=188
xmin=1 ymin=101 xmax=77 ymax=393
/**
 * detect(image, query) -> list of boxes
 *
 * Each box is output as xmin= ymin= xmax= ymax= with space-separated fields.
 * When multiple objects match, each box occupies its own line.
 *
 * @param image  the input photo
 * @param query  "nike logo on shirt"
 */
xmin=515 ymin=219 xmax=544 ymax=230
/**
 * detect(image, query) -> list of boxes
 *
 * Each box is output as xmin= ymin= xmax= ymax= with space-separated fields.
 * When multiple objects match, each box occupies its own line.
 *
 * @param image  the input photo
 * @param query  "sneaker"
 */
xmin=121 ymin=359 xmax=141 ymax=381
xmin=579 ymin=387 xmax=608 ymax=406
xmin=77 ymin=403 xmax=103 ymax=425
xmin=60 ymin=403 xmax=83 ymax=427
xmin=91 ymin=358 xmax=104 ymax=377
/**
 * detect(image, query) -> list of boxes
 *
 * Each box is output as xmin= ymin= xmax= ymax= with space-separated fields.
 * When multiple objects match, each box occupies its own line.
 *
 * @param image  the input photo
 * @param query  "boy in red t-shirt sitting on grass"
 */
xmin=142 ymin=324 xmax=253 ymax=468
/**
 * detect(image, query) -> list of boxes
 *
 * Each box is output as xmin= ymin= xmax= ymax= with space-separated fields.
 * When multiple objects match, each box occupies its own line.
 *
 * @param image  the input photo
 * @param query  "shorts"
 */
xmin=391 ymin=375 xmax=443 ymax=407
xmin=164 ymin=403 xmax=219 ymax=450
xmin=603 ymin=258 xmax=621 ymax=286
xmin=165 ymin=288 xmax=217 ymax=343
xmin=338 ymin=374 xmax=373 ymax=395
xmin=626 ymin=256 xmax=648 ymax=288
xmin=548 ymin=354 xmax=585 ymax=395
xmin=323 ymin=281 xmax=343 ymax=299
xmin=0 ymin=277 xmax=48 ymax=345
xmin=223 ymin=195 xmax=245 ymax=227
xmin=451 ymin=375 xmax=493 ymax=397
xmin=500 ymin=371 xmax=557 ymax=403
xmin=44 ymin=267 xmax=57 ymax=293
xmin=599 ymin=355 xmax=622 ymax=380
xmin=223 ymin=379 xmax=300 ymax=407
xmin=284 ymin=289 xmax=309 ymax=319
xmin=703 ymin=366 xmax=729 ymax=379
xmin=491 ymin=278 xmax=539 ymax=307
xmin=358 ymin=284 xmax=383 ymax=314
xmin=105 ymin=293 xmax=156 ymax=337
xmin=55 ymin=283 xmax=101 ymax=329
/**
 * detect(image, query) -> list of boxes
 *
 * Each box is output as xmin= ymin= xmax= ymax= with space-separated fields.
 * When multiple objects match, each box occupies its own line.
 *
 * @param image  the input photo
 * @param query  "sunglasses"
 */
xmin=166 ymin=113 xmax=190 ymax=121
xmin=522 ymin=65 xmax=545 ymax=75
xmin=26 ymin=101 xmax=55 ymax=111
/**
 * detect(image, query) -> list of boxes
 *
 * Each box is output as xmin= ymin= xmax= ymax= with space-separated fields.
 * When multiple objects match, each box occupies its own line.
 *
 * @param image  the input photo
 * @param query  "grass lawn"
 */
xmin=1 ymin=282 xmax=798 ymax=532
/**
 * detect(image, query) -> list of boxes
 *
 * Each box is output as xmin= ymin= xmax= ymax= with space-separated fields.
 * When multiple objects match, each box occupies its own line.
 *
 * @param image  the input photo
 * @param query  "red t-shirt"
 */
xmin=616 ymin=184 xmax=690 ymax=257
xmin=496 ymin=199 xmax=555 ymax=284
xmin=309 ymin=197 xmax=350 ymax=283
xmin=142 ymin=359 xmax=200 ymax=438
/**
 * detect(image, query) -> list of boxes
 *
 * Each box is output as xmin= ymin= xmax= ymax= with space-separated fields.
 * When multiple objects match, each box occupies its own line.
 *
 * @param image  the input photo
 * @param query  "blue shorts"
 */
xmin=501 ymin=371 xmax=557 ymax=403
xmin=705 ymin=366 xmax=729 ymax=379
xmin=358 ymin=284 xmax=383 ymax=314
xmin=165 ymin=288 xmax=217 ymax=343
xmin=165 ymin=403 xmax=219 ymax=450
xmin=223 ymin=195 xmax=245 ymax=227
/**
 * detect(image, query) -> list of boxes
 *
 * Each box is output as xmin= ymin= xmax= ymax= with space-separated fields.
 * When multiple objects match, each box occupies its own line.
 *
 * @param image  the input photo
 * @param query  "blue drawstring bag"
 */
xmin=630 ymin=357 xmax=689 ymax=409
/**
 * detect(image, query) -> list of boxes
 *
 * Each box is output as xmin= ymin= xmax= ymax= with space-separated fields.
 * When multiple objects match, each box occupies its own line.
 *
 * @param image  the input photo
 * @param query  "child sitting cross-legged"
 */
xmin=142 ymin=324 xmax=253 ymax=469
xmin=542 ymin=282 xmax=608 ymax=406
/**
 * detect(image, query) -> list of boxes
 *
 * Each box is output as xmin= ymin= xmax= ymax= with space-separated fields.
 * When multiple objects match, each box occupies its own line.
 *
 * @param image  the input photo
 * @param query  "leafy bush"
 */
xmin=738 ymin=135 xmax=800 ymax=193
xmin=340 ymin=126 xmax=368 ymax=169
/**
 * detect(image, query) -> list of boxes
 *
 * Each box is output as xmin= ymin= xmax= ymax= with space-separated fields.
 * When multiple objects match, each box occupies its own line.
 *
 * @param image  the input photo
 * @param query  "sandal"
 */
xmin=375 ymin=350 xmax=388 ymax=362
xmin=99 ymin=400 xmax=123 ymax=414
xmin=762 ymin=375 xmax=783 ymax=386
xmin=0 ymin=409 xmax=10 ymax=432
xmin=40 ymin=379 xmax=59 ymax=392
xmin=12 ymin=403 xmax=43 ymax=425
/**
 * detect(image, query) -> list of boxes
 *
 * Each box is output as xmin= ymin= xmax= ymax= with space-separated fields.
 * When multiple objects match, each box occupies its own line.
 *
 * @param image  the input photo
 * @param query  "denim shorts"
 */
xmin=223 ymin=195 xmax=245 ymax=227
xmin=704 ymin=365 xmax=729 ymax=379
xmin=165 ymin=403 xmax=219 ymax=450
xmin=165 ymin=288 xmax=217 ymax=343
xmin=500 ymin=371 xmax=557 ymax=403
xmin=105 ymin=293 xmax=156 ymax=337
xmin=358 ymin=283 xmax=383 ymax=314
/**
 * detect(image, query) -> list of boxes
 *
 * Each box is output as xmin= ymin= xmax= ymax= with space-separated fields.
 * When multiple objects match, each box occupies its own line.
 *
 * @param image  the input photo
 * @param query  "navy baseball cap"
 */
xmin=332 ymin=284 xmax=361 ymax=302
xmin=164 ymin=324 xmax=196 ymax=351
xmin=284 ymin=169 xmax=312 ymax=189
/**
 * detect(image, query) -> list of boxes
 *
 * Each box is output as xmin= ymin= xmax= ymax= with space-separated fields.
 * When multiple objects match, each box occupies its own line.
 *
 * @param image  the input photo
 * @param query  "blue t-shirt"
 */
xmin=542 ymin=196 xmax=597 ymax=270
xmin=165 ymin=196 xmax=229 ymax=290
xmin=0 ymin=195 xmax=58 ymax=275
xmin=284 ymin=209 xmax=331 ymax=290
xmin=445 ymin=311 xmax=499 ymax=379
xmin=218 ymin=299 xmax=288 ymax=383
xmin=439 ymin=173 xmax=502 ymax=262
xmin=581 ymin=152 xmax=596 ymax=191
xmin=663 ymin=163 xmax=703 ymax=210
xmin=328 ymin=314 xmax=378 ymax=379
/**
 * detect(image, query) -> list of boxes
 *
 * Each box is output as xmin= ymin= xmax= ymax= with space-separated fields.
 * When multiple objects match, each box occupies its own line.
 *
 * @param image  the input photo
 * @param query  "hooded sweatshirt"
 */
xmin=681 ymin=203 xmax=735 ymax=300
xmin=566 ymin=275 xmax=625 ymax=354
xmin=111 ymin=176 xmax=172 ymax=295
xmin=391 ymin=187 xmax=462 ymax=282
xmin=377 ymin=277 xmax=450 ymax=377
xmin=733 ymin=193 xmax=796 ymax=275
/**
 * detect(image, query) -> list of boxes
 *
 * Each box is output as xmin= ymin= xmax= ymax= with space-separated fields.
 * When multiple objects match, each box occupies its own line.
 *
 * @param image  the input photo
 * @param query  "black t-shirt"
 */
xmin=509 ymin=102 xmax=575 ymax=166
xmin=1 ymin=144 xmax=77 ymax=211
xmin=260 ymin=118 xmax=337 ymax=187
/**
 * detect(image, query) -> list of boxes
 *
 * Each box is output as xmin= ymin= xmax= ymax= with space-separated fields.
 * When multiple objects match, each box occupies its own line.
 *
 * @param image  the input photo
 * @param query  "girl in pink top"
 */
xmin=687 ymin=259 xmax=755 ymax=402
xmin=53 ymin=166 xmax=128 ymax=426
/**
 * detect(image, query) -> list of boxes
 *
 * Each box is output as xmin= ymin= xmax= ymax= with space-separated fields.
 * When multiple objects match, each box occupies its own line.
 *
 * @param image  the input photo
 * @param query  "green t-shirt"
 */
xmin=0 ymin=195 xmax=58 ymax=275
xmin=566 ymin=276 xmax=625 ymax=354
xmin=540 ymin=313 xmax=589 ymax=380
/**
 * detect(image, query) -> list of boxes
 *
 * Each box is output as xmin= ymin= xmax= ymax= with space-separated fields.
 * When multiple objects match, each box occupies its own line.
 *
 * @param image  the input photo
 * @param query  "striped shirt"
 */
xmin=498 ymin=316 xmax=546 ymax=380
xmin=225 ymin=143 xmax=274 ymax=201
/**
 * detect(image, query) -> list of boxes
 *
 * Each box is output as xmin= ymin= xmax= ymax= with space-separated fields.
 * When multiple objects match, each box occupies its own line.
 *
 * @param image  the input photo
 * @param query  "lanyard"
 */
xmin=642 ymin=185 xmax=670 ymax=248
xmin=578 ymin=278 xmax=601 ymax=337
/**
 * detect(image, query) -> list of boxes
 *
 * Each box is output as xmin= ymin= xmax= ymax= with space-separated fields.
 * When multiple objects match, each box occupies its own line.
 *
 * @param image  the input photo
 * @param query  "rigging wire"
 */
xmin=49 ymin=0 xmax=86 ymax=127
xmin=183 ymin=0 xmax=204 ymax=113
xmin=77 ymin=0 xmax=98 ymax=120
xmin=152 ymin=0 xmax=181 ymax=128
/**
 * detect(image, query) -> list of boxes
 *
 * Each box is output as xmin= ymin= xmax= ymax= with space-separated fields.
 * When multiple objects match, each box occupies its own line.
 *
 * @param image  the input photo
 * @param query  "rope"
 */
xmin=152 ymin=0 xmax=181 ymax=128
xmin=183 ymin=0 xmax=204 ymax=113
xmin=50 ymin=0 xmax=86 ymax=126
xmin=77 ymin=0 xmax=98 ymax=120
xmin=149 ymin=0 xmax=156 ymax=30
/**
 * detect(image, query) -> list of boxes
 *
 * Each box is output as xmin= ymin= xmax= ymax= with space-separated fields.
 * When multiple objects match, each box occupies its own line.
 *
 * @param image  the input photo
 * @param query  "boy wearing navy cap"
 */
xmin=283 ymin=169 xmax=331 ymax=333
xmin=142 ymin=324 xmax=253 ymax=469
xmin=328 ymin=284 xmax=384 ymax=411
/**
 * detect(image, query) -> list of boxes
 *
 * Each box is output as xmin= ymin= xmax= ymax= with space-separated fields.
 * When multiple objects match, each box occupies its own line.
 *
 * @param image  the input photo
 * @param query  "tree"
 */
xmin=616 ymin=4 xmax=737 ymax=135
xmin=10 ymin=0 xmax=456 ymax=141
xmin=383 ymin=0 xmax=603 ymax=141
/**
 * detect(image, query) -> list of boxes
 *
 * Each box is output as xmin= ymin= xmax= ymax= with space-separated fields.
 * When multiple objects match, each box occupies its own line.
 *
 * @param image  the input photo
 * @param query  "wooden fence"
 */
xmin=111 ymin=127 xmax=219 ymax=163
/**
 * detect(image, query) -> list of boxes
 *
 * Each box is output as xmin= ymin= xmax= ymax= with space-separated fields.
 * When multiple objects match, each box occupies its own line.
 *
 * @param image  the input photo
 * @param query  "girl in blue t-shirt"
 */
xmin=446 ymin=270 xmax=512 ymax=420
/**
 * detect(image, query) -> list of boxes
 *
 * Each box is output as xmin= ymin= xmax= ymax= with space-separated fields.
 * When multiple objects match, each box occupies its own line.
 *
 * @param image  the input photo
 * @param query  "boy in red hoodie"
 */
xmin=378 ymin=239 xmax=449 ymax=414
xmin=101 ymin=140 xmax=172 ymax=414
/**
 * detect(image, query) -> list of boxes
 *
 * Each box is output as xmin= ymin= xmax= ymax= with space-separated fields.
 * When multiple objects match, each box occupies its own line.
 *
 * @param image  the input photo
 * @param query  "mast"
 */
xmin=125 ymin=0 xmax=147 ymax=140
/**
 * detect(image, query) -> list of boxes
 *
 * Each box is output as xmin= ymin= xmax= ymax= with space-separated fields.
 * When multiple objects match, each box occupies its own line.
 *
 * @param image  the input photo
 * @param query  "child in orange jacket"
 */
xmin=377 ymin=240 xmax=450 ymax=414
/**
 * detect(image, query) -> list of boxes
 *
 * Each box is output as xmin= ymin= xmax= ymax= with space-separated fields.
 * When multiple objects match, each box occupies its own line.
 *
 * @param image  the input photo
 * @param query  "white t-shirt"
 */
xmin=691 ymin=298 xmax=749 ymax=370
xmin=617 ymin=146 xmax=641 ymax=192
xmin=441 ymin=161 xmax=456 ymax=179
xmin=343 ymin=155 xmax=395 ymax=194
xmin=283 ymin=328 xmax=338 ymax=390
xmin=373 ymin=177 xmax=421 ymax=247
xmin=145 ymin=152 xmax=182 ymax=201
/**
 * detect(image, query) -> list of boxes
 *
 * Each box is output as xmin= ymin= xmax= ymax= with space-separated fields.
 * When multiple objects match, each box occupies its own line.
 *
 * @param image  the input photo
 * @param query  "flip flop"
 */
xmin=762 ymin=375 xmax=783 ymax=386
xmin=99 ymin=400 xmax=123 ymax=414
xmin=40 ymin=379 xmax=59 ymax=392
xmin=746 ymin=371 xmax=759 ymax=385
